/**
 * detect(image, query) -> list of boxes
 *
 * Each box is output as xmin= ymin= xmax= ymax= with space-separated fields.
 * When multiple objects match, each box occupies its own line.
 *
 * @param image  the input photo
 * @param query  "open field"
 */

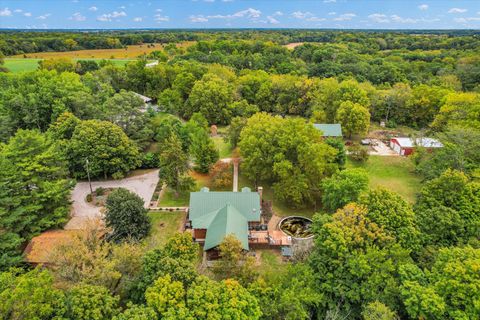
xmin=4 ymin=58 xmax=134 ymax=73
xmin=284 ymin=42 xmax=305 ymax=49
xmin=9 ymin=42 xmax=194 ymax=59
xmin=347 ymin=155 xmax=421 ymax=203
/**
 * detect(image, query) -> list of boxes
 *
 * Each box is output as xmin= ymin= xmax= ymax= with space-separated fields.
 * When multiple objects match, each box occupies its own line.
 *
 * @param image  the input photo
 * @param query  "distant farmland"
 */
xmin=9 ymin=42 xmax=195 ymax=59
xmin=4 ymin=58 xmax=134 ymax=73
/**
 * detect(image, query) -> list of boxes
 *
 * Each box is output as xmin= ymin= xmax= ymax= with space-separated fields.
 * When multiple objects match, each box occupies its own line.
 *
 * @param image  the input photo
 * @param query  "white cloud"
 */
xmin=333 ymin=13 xmax=356 ymax=21
xmin=190 ymin=15 xmax=208 ymax=23
xmin=97 ymin=11 xmax=126 ymax=22
xmin=14 ymin=9 xmax=22 ymax=13
xmin=323 ymin=0 xmax=336 ymax=3
xmin=119 ymin=6 xmax=126 ymax=9
xmin=156 ymin=9 xmax=163 ymax=12
xmin=36 ymin=13 xmax=51 ymax=20
xmin=154 ymin=13 xmax=170 ymax=22
xmin=0 ymin=7 xmax=12 ymax=16
xmin=454 ymin=17 xmax=480 ymax=23
xmin=292 ymin=11 xmax=312 ymax=19
xmin=328 ymin=12 xmax=336 ymax=15
xmin=273 ymin=11 xmax=283 ymax=16
xmin=391 ymin=15 xmax=417 ymax=24
xmin=208 ymin=8 xmax=261 ymax=20
xmin=418 ymin=4 xmax=428 ymax=11
xmin=448 ymin=8 xmax=467 ymax=14
xmin=89 ymin=6 xmax=98 ymax=12
xmin=24 ymin=12 xmax=32 ymax=17
xmin=133 ymin=17 xmax=142 ymax=22
xmin=69 ymin=12 xmax=86 ymax=21
xmin=222 ymin=0 xmax=234 ymax=2
xmin=266 ymin=16 xmax=279 ymax=24
xmin=204 ymin=0 xmax=215 ymax=2
xmin=368 ymin=13 xmax=389 ymax=23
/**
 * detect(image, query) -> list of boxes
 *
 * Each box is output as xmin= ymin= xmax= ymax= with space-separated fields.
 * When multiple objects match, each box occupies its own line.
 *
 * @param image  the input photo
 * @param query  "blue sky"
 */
xmin=1 ymin=0 xmax=480 ymax=29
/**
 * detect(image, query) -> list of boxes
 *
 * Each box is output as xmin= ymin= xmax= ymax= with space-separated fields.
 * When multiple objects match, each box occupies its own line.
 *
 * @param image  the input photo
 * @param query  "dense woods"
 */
xmin=1 ymin=29 xmax=479 ymax=319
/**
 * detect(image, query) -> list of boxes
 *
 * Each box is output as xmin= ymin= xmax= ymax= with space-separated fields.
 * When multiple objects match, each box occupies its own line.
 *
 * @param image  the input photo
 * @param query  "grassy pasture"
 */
xmin=347 ymin=155 xmax=421 ymax=203
xmin=4 ymin=58 xmax=134 ymax=73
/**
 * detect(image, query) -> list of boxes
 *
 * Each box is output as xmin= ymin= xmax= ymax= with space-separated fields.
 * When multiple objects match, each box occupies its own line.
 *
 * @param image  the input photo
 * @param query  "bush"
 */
xmin=349 ymin=143 xmax=370 ymax=162
xmin=86 ymin=194 xmax=93 ymax=202
xmin=141 ymin=152 xmax=159 ymax=169
xmin=210 ymin=162 xmax=233 ymax=189
xmin=112 ymin=172 xmax=125 ymax=180
xmin=95 ymin=187 xmax=105 ymax=196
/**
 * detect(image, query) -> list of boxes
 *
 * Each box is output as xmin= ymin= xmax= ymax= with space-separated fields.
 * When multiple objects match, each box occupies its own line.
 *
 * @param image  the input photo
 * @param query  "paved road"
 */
xmin=65 ymin=169 xmax=159 ymax=230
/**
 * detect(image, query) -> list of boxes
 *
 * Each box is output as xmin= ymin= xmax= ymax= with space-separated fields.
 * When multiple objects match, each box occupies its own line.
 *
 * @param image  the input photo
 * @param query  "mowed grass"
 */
xmin=212 ymin=136 xmax=232 ymax=158
xmin=147 ymin=210 xmax=186 ymax=248
xmin=347 ymin=155 xmax=421 ymax=203
xmin=237 ymin=171 xmax=317 ymax=218
xmin=157 ymin=171 xmax=211 ymax=207
xmin=4 ymin=58 xmax=134 ymax=73
xmin=10 ymin=42 xmax=195 ymax=59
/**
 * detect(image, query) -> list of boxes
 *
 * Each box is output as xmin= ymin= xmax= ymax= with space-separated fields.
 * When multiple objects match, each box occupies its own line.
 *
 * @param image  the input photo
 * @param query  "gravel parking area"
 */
xmin=369 ymin=139 xmax=398 ymax=156
xmin=64 ymin=169 xmax=159 ymax=230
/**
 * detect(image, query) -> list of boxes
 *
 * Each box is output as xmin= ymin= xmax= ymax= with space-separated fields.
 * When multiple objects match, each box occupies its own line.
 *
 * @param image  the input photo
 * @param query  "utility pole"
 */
xmin=85 ymin=158 xmax=93 ymax=195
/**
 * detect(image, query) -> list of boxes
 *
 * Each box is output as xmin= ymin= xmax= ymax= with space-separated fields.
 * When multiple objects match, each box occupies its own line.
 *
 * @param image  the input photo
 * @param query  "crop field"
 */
xmin=4 ymin=58 xmax=134 ymax=73
xmin=9 ymin=42 xmax=195 ymax=59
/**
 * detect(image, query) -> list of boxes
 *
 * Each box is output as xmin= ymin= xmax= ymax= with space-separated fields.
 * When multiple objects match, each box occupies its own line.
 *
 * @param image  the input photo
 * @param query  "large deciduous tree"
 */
xmin=335 ymin=101 xmax=370 ymax=138
xmin=186 ymin=73 xmax=234 ymax=124
xmin=239 ymin=113 xmax=337 ymax=207
xmin=158 ymin=133 xmax=195 ymax=194
xmin=0 ymin=129 xmax=73 ymax=269
xmin=66 ymin=119 xmax=140 ymax=179
xmin=310 ymin=203 xmax=411 ymax=318
xmin=321 ymin=168 xmax=369 ymax=212
xmin=105 ymin=188 xmax=151 ymax=242
xmin=66 ymin=284 xmax=120 ymax=320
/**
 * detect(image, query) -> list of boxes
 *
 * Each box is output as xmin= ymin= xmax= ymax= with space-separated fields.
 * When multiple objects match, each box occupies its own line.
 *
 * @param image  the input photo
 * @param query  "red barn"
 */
xmin=390 ymin=137 xmax=443 ymax=156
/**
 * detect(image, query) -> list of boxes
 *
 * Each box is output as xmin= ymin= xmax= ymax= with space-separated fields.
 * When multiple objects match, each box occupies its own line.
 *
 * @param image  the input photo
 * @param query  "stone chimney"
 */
xmin=257 ymin=186 xmax=263 ymax=203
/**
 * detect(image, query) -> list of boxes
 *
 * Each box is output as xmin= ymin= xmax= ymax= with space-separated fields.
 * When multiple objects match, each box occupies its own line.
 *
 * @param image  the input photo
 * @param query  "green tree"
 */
xmin=105 ymin=188 xmax=151 ymax=242
xmin=187 ymin=120 xmax=219 ymax=173
xmin=186 ymin=73 xmax=234 ymax=124
xmin=249 ymin=264 xmax=321 ymax=320
xmin=66 ymin=119 xmax=140 ymax=179
xmin=359 ymin=188 xmax=420 ymax=251
xmin=336 ymin=101 xmax=370 ymax=138
xmin=415 ymin=169 xmax=480 ymax=247
xmin=239 ymin=113 xmax=337 ymax=207
xmin=431 ymin=92 xmax=480 ymax=131
xmin=39 ymin=58 xmax=75 ymax=73
xmin=325 ymin=137 xmax=346 ymax=169
xmin=212 ymin=235 xmax=258 ymax=286
xmin=0 ymin=129 xmax=73 ymax=268
xmin=0 ymin=268 xmax=67 ymax=320
xmin=158 ymin=133 xmax=194 ymax=194
xmin=321 ymin=168 xmax=369 ymax=212
xmin=102 ymin=90 xmax=153 ymax=149
xmin=362 ymin=301 xmax=398 ymax=320
xmin=225 ymin=116 xmax=247 ymax=148
xmin=400 ymin=247 xmax=480 ymax=320
xmin=66 ymin=284 xmax=120 ymax=320
xmin=113 ymin=303 xmax=156 ymax=320
xmin=310 ymin=204 xmax=410 ymax=318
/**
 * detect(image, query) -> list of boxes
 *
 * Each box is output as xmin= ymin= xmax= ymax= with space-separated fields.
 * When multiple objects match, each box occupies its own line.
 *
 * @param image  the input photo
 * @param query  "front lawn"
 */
xmin=147 ymin=210 xmax=186 ymax=248
xmin=347 ymin=155 xmax=421 ymax=203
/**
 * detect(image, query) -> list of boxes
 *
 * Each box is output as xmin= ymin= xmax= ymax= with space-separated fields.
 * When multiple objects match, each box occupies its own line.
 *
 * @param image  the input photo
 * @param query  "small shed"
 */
xmin=390 ymin=137 xmax=443 ymax=156
xmin=313 ymin=124 xmax=343 ymax=137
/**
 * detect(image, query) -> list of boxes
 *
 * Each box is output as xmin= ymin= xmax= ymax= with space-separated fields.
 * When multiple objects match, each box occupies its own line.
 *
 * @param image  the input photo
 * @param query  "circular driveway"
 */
xmin=64 ymin=169 xmax=159 ymax=229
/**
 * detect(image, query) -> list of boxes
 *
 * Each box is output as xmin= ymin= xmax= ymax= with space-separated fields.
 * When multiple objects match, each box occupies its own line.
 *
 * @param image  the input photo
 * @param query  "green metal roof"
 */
xmin=189 ymin=189 xmax=261 ymax=222
xmin=313 ymin=124 xmax=343 ymax=137
xmin=198 ymin=204 xmax=249 ymax=251
xmin=189 ymin=189 xmax=260 ymax=251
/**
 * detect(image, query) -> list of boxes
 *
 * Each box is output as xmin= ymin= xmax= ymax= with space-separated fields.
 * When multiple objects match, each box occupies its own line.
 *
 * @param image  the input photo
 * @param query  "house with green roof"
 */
xmin=188 ymin=187 xmax=261 ymax=251
xmin=313 ymin=123 xmax=343 ymax=137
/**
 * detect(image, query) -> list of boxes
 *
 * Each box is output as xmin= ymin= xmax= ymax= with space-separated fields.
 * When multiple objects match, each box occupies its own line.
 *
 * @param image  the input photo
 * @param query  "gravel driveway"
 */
xmin=64 ymin=169 xmax=159 ymax=230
